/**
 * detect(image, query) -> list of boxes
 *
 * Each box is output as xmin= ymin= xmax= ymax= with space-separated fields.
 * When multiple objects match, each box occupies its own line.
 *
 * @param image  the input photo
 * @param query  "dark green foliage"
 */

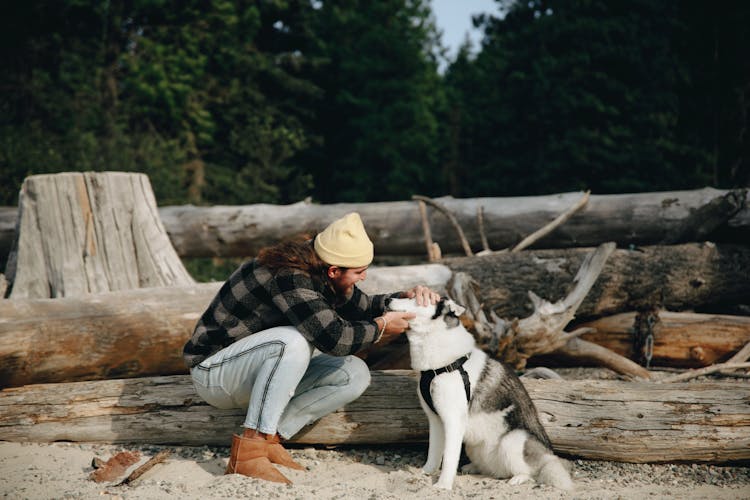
xmin=0 ymin=0 xmax=321 ymax=206
xmin=442 ymin=0 xmax=747 ymax=196
xmin=302 ymin=0 xmax=445 ymax=202
xmin=0 ymin=0 xmax=747 ymax=211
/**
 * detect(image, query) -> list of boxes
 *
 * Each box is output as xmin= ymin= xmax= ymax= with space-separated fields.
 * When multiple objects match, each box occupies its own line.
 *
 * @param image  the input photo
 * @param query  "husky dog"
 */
xmin=388 ymin=297 xmax=573 ymax=491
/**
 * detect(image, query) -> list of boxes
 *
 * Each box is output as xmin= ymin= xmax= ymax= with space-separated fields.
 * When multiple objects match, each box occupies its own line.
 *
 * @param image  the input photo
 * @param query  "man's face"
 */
xmin=328 ymin=265 xmax=368 ymax=296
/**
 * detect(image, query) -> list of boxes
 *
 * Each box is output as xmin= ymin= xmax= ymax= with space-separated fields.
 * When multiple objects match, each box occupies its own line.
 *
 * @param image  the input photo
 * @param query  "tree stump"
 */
xmin=3 ymin=172 xmax=194 ymax=299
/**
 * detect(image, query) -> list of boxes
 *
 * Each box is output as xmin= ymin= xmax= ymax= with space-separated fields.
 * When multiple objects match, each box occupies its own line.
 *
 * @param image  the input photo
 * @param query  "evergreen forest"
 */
xmin=2 ymin=0 xmax=748 ymax=207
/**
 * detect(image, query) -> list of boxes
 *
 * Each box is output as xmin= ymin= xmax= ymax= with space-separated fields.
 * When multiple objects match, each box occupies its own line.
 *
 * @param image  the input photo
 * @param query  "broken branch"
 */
xmin=412 ymin=195 xmax=473 ymax=256
xmin=510 ymin=190 xmax=590 ymax=252
xmin=659 ymin=361 xmax=750 ymax=383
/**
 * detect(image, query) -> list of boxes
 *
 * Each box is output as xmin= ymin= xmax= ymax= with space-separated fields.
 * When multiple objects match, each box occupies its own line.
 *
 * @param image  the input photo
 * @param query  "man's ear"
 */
xmin=327 ymin=266 xmax=341 ymax=279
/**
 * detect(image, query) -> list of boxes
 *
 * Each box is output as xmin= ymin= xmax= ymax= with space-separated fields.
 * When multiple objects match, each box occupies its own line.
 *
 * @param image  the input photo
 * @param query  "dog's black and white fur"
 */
xmin=388 ymin=297 xmax=573 ymax=491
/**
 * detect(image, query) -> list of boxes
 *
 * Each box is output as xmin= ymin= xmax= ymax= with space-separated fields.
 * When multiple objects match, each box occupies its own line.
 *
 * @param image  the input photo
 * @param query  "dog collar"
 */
xmin=419 ymin=354 xmax=471 ymax=415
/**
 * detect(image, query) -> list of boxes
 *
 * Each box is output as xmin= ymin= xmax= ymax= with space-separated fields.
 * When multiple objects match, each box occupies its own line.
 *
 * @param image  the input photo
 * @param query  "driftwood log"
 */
xmin=3 ymin=243 xmax=750 ymax=387
xmin=445 ymin=242 xmax=750 ymax=319
xmin=446 ymin=243 xmax=650 ymax=378
xmin=3 ymin=172 xmax=193 ymax=299
xmin=578 ymin=311 xmax=750 ymax=368
xmin=0 ymin=266 xmax=452 ymax=388
xmin=0 ymin=188 xmax=747 ymax=264
xmin=0 ymin=373 xmax=748 ymax=463
xmin=121 ymin=188 xmax=750 ymax=257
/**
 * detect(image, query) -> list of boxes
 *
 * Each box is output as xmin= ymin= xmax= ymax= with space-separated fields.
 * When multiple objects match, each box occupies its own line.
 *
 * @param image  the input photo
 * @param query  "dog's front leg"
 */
xmin=433 ymin=388 xmax=468 ymax=489
xmin=421 ymin=405 xmax=444 ymax=475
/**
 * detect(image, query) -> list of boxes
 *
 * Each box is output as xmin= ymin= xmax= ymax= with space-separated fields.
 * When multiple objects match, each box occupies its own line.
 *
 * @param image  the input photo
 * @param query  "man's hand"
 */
xmin=376 ymin=311 xmax=415 ymax=343
xmin=403 ymin=285 xmax=441 ymax=306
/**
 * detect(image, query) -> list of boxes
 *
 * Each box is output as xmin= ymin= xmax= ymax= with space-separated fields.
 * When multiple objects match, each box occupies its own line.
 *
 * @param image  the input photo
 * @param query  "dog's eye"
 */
xmin=431 ymin=299 xmax=445 ymax=319
xmin=444 ymin=315 xmax=460 ymax=328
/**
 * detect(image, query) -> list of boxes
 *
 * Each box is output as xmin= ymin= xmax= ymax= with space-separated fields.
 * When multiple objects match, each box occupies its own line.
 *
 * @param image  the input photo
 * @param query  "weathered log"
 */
xmin=447 ymin=243 xmax=650 ymax=379
xmin=445 ymin=243 xmax=750 ymax=319
xmin=578 ymin=311 xmax=750 ymax=368
xmin=139 ymin=187 xmax=750 ymax=258
xmin=0 ymin=373 xmax=747 ymax=463
xmin=0 ymin=187 xmax=747 ymax=264
xmin=0 ymin=283 xmax=217 ymax=388
xmin=0 ymin=265 xmax=452 ymax=388
xmin=4 ymin=243 xmax=750 ymax=387
xmin=4 ymin=172 xmax=194 ymax=299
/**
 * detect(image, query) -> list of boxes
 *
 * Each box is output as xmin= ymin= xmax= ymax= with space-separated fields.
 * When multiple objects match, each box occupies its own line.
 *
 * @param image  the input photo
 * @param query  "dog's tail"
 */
xmin=538 ymin=456 xmax=574 ymax=491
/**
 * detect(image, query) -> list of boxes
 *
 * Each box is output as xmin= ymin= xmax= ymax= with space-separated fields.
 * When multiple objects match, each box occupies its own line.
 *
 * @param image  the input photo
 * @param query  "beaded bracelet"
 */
xmin=375 ymin=316 xmax=388 ymax=342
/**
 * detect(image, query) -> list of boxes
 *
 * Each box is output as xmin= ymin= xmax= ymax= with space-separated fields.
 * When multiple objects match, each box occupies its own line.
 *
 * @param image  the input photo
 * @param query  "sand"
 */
xmin=1 ymin=440 xmax=749 ymax=500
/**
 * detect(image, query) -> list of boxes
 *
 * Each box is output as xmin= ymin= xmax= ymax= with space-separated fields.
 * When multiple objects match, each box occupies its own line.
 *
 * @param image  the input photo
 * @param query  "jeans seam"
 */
xmin=256 ymin=344 xmax=285 ymax=427
xmin=194 ymin=340 xmax=286 ymax=371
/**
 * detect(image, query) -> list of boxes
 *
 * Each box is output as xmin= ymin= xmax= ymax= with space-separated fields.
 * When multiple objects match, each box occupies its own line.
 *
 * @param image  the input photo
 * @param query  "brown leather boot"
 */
xmin=225 ymin=434 xmax=291 ymax=484
xmin=266 ymin=433 xmax=305 ymax=470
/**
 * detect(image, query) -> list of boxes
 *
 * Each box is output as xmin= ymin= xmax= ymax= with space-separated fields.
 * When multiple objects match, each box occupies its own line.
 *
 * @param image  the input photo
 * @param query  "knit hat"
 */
xmin=314 ymin=212 xmax=374 ymax=267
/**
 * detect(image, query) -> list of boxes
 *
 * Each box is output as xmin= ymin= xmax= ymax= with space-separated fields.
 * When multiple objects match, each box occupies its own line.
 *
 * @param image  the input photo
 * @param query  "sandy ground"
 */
xmin=1 ymin=440 xmax=749 ymax=500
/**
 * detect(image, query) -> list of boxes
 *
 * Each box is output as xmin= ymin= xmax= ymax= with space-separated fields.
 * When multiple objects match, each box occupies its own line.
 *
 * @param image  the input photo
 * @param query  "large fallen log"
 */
xmin=3 ymin=244 xmax=750 ymax=387
xmin=0 ymin=265 xmax=452 ymax=388
xmin=0 ymin=373 xmax=747 ymax=463
xmin=445 ymin=242 xmax=750 ymax=319
xmin=577 ymin=311 xmax=750 ymax=368
xmin=0 ymin=188 xmax=747 ymax=264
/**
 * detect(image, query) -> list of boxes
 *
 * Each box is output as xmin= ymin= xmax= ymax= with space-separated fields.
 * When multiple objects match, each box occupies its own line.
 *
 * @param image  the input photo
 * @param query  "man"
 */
xmin=183 ymin=212 xmax=439 ymax=483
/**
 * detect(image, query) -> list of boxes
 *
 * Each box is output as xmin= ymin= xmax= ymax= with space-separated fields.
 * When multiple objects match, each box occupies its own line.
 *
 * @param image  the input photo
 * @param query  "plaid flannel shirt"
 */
xmin=183 ymin=259 xmax=396 ymax=368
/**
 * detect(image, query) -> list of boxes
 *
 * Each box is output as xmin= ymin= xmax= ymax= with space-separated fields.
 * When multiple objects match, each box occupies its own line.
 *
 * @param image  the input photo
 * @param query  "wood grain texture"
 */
xmin=157 ymin=188 xmax=750 ymax=257
xmin=1 ymin=372 xmax=747 ymax=463
xmin=445 ymin=243 xmax=750 ymax=319
xmin=3 ymin=187 xmax=745 ymax=263
xmin=4 ymin=172 xmax=193 ymax=299
xmin=579 ymin=311 xmax=750 ymax=367
xmin=0 ymin=265 xmax=451 ymax=388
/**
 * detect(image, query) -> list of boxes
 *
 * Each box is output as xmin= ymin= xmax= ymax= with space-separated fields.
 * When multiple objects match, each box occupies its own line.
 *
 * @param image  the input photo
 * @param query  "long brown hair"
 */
xmin=256 ymin=234 xmax=330 ymax=278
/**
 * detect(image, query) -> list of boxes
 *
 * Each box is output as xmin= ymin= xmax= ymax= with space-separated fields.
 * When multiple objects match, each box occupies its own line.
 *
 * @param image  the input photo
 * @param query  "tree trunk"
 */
xmin=0 ymin=265 xmax=452 ymax=388
xmin=0 ymin=373 xmax=747 ymax=463
xmin=145 ymin=187 xmax=750 ymax=257
xmin=3 ymin=172 xmax=194 ymax=299
xmin=1 ymin=187 xmax=747 ymax=264
xmin=3 ymin=244 xmax=749 ymax=387
xmin=576 ymin=311 xmax=750 ymax=368
xmin=444 ymin=243 xmax=750 ymax=319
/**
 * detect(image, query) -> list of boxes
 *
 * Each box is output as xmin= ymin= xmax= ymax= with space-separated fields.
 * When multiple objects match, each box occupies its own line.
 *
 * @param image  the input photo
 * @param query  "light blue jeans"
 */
xmin=189 ymin=326 xmax=371 ymax=439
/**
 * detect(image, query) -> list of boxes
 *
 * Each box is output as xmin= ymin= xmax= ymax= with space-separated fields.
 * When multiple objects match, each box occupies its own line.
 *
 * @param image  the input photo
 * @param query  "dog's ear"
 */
xmin=445 ymin=299 xmax=466 ymax=317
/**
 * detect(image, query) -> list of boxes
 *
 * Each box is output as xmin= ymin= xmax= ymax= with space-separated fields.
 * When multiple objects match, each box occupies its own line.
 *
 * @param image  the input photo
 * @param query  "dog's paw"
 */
xmin=460 ymin=462 xmax=480 ymax=474
xmin=508 ymin=474 xmax=533 ymax=486
xmin=421 ymin=465 xmax=438 ymax=475
xmin=433 ymin=479 xmax=453 ymax=490
xmin=422 ymin=460 xmax=440 ymax=475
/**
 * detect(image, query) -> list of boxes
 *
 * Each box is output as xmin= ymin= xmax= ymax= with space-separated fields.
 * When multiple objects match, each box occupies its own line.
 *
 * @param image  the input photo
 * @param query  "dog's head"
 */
xmin=387 ymin=296 xmax=466 ymax=333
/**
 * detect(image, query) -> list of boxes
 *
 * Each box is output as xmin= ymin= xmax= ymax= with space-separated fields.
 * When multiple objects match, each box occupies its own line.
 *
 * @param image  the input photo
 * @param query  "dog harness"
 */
xmin=419 ymin=354 xmax=471 ymax=414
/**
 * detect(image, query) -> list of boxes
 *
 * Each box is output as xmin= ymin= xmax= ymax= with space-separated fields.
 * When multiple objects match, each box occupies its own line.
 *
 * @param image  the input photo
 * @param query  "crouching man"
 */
xmin=183 ymin=212 xmax=439 ymax=483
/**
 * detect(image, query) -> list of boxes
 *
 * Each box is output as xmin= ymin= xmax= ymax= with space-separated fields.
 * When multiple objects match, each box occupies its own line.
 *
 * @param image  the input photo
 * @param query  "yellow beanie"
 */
xmin=314 ymin=212 xmax=374 ymax=267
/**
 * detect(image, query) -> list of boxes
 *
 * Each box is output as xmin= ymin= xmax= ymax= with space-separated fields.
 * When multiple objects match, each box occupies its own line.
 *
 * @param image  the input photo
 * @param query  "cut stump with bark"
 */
xmin=3 ymin=172 xmax=194 ymax=299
